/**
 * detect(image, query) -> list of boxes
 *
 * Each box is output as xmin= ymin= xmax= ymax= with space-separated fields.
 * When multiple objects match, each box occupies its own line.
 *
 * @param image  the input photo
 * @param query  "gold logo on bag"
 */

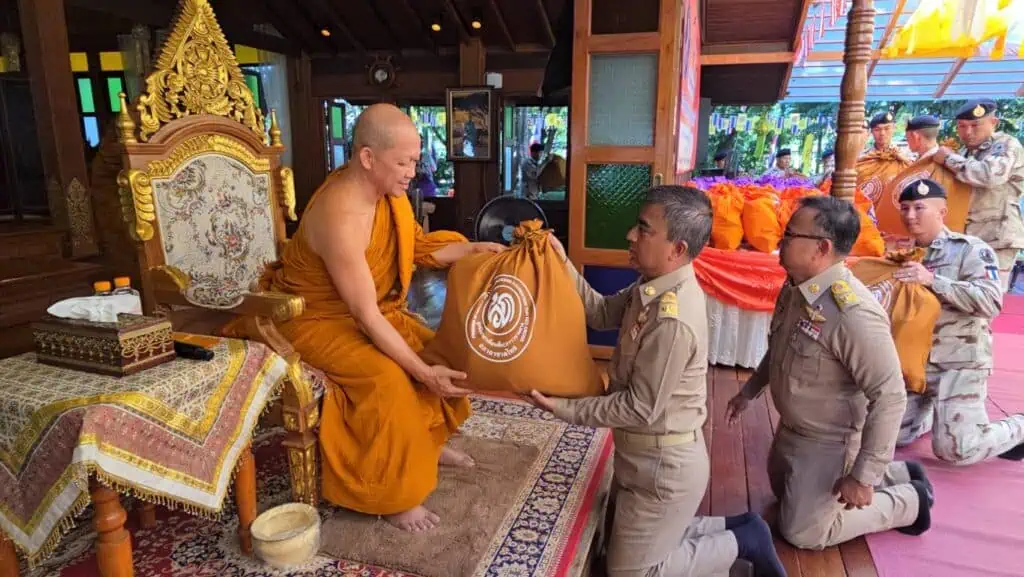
xmin=465 ymin=274 xmax=536 ymax=363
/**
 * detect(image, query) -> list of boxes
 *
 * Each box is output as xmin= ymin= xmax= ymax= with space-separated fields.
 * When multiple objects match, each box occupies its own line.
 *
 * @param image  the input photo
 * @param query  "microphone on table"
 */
xmin=174 ymin=340 xmax=215 ymax=361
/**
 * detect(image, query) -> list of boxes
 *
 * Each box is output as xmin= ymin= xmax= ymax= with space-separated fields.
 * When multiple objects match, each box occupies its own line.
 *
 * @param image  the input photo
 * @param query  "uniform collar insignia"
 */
xmin=638 ymin=264 xmax=694 ymax=306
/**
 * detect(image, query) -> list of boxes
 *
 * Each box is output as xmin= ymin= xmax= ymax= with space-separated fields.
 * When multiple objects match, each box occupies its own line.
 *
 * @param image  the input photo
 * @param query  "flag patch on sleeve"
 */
xmin=985 ymin=266 xmax=1000 ymax=280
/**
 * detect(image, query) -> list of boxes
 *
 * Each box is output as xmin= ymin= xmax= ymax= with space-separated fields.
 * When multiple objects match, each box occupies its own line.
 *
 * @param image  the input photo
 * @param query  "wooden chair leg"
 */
xmin=90 ymin=480 xmax=133 ymax=577
xmin=138 ymin=503 xmax=157 ymax=529
xmin=235 ymin=446 xmax=257 ymax=555
xmin=0 ymin=532 xmax=19 ymax=577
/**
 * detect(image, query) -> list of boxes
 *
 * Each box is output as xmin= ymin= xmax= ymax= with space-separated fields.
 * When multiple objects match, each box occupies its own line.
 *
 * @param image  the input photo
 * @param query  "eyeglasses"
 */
xmin=782 ymin=230 xmax=831 ymax=242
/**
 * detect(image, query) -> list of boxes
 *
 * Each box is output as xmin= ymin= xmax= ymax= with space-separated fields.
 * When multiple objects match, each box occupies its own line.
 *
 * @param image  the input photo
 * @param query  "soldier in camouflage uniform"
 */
xmin=933 ymin=99 xmax=1024 ymax=293
xmin=894 ymin=178 xmax=1024 ymax=463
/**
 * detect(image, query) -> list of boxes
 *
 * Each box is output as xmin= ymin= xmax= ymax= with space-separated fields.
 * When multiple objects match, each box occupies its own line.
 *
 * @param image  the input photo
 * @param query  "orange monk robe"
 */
xmin=876 ymin=157 xmax=972 ymax=243
xmin=856 ymin=147 xmax=912 ymax=207
xmin=230 ymin=183 xmax=470 ymax=515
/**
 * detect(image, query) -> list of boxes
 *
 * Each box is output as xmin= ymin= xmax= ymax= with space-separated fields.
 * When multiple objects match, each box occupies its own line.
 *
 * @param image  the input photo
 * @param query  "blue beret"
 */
xmin=821 ymin=148 xmax=834 ymax=159
xmin=776 ymin=148 xmax=791 ymax=157
xmin=906 ymin=115 xmax=940 ymax=130
xmin=869 ymin=111 xmax=895 ymax=128
xmin=899 ymin=178 xmax=947 ymax=203
xmin=955 ymin=99 xmax=997 ymax=121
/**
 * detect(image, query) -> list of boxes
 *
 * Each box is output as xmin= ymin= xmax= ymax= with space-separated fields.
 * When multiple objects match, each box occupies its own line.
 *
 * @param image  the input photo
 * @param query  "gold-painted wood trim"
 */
xmin=279 ymin=167 xmax=297 ymax=221
xmin=117 ymin=169 xmax=156 ymax=241
xmin=146 ymin=134 xmax=271 ymax=178
xmin=136 ymin=0 xmax=265 ymax=142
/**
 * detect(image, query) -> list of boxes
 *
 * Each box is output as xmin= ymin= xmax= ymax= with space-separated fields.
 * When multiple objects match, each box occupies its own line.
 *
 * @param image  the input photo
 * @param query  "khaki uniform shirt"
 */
xmin=740 ymin=263 xmax=906 ymax=486
xmin=922 ymin=228 xmax=1003 ymax=371
xmin=942 ymin=132 xmax=1024 ymax=251
xmin=551 ymin=263 xmax=708 ymax=436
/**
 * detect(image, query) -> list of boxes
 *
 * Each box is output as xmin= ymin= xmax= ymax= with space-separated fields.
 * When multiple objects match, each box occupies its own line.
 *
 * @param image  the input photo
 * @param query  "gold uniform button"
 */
xmin=643 ymin=286 xmax=656 ymax=296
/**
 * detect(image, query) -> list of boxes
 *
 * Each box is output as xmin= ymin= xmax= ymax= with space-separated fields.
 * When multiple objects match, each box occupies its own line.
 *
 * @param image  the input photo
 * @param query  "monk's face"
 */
xmin=899 ymin=198 xmax=946 ymax=239
xmin=956 ymin=116 xmax=998 ymax=149
xmin=777 ymin=155 xmax=791 ymax=169
xmin=871 ymin=123 xmax=894 ymax=148
xmin=360 ymin=126 xmax=422 ymax=197
xmin=625 ymin=203 xmax=687 ymax=279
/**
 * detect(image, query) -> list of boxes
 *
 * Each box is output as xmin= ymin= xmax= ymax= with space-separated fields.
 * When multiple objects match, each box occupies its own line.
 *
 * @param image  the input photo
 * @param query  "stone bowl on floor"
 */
xmin=250 ymin=502 xmax=321 ymax=569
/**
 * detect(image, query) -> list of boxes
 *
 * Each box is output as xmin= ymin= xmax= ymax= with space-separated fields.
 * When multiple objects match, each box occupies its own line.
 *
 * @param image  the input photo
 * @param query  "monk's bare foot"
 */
xmin=439 ymin=446 xmax=475 ymax=468
xmin=385 ymin=506 xmax=440 ymax=532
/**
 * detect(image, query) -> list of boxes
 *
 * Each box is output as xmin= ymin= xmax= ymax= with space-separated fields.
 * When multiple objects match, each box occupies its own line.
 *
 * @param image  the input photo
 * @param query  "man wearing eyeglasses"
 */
xmin=724 ymin=196 xmax=934 ymax=551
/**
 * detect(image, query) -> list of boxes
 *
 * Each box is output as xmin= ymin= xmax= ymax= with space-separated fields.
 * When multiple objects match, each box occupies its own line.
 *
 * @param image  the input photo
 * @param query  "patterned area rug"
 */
xmin=21 ymin=397 xmax=612 ymax=577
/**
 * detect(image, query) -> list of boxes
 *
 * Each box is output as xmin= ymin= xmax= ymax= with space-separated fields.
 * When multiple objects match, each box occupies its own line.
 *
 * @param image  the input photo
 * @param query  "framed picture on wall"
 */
xmin=446 ymin=87 xmax=492 ymax=161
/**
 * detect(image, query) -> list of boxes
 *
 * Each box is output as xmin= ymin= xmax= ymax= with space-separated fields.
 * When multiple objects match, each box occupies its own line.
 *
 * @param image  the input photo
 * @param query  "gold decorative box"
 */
xmin=32 ymin=313 xmax=176 ymax=376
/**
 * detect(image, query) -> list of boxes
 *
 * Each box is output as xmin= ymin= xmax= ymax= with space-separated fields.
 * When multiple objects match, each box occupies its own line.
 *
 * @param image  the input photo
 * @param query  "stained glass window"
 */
xmin=77 ymin=77 xmax=95 ymax=114
xmin=107 ymin=77 xmax=124 ymax=112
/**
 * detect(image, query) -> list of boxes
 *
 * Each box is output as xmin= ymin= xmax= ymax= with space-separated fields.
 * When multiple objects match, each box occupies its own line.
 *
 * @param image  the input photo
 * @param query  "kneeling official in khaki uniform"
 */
xmin=893 ymin=178 xmax=1024 ymax=462
xmin=726 ymin=196 xmax=934 ymax=551
xmin=529 ymin=186 xmax=786 ymax=577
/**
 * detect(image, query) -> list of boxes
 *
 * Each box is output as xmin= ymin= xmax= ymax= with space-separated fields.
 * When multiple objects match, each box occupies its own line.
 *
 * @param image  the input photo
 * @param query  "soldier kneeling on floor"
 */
xmin=893 ymin=177 xmax=1024 ymax=463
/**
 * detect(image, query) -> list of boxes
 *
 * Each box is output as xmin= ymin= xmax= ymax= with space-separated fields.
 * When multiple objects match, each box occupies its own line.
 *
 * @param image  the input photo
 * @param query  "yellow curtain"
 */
xmin=883 ymin=0 xmax=1021 ymax=59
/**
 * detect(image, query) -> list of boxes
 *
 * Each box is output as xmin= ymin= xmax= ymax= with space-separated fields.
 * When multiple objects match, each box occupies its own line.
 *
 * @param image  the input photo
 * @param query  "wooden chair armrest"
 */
xmin=147 ymin=266 xmax=305 ymax=323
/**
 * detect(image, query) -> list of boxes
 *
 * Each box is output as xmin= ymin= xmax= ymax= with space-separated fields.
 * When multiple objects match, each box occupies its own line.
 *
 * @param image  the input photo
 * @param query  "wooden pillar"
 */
xmin=287 ymin=54 xmax=327 ymax=215
xmin=832 ymin=0 xmax=875 ymax=200
xmin=18 ymin=0 xmax=99 ymax=257
xmin=90 ymin=479 xmax=133 ymax=577
xmin=454 ymin=37 xmax=491 ymax=237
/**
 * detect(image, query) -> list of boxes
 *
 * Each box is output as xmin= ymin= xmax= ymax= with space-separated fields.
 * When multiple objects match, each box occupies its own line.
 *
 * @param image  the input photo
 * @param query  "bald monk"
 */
xmin=233 ymin=104 xmax=503 ymax=531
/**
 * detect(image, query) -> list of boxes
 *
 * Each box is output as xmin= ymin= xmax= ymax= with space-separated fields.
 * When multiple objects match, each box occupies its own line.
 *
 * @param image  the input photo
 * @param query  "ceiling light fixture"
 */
xmin=320 ymin=28 xmax=331 ymax=37
xmin=470 ymin=11 xmax=483 ymax=30
xmin=430 ymin=21 xmax=442 ymax=32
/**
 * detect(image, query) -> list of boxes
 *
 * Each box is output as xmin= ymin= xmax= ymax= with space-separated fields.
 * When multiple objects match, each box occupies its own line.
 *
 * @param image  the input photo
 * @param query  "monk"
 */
xmin=238 ymin=104 xmax=503 ymax=531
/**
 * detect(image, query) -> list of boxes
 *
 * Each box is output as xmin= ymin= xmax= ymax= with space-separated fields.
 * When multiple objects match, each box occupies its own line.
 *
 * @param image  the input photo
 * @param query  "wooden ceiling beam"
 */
xmin=486 ymin=0 xmax=517 ymax=51
xmin=394 ymin=0 xmax=438 ymax=51
xmin=867 ymin=0 xmax=906 ymax=79
xmin=535 ymin=0 xmax=555 ymax=47
xmin=778 ymin=0 xmax=816 ymax=99
xmin=358 ymin=0 xmax=407 ymax=51
xmin=442 ymin=0 xmax=472 ymax=43
xmin=311 ymin=0 xmax=365 ymax=55
xmin=934 ymin=58 xmax=967 ymax=98
xmin=65 ymin=0 xmax=300 ymax=55
xmin=701 ymin=52 xmax=795 ymax=65
xmin=254 ymin=0 xmax=322 ymax=54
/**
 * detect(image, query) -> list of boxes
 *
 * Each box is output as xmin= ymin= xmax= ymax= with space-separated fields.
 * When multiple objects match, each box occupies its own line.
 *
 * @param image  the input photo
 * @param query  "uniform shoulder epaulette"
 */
xmin=830 ymin=280 xmax=859 ymax=311
xmin=657 ymin=291 xmax=679 ymax=320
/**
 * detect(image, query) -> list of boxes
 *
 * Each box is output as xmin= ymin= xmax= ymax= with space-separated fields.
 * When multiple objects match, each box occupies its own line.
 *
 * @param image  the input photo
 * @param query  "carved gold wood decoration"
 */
xmin=117 ymin=92 xmax=137 ymax=144
xmin=279 ymin=167 xmax=297 ymax=221
xmin=66 ymin=177 xmax=99 ymax=255
xmin=269 ymin=109 xmax=282 ymax=147
xmin=148 ymin=134 xmax=271 ymax=178
xmin=117 ymin=169 xmax=156 ymax=241
xmin=136 ymin=0 xmax=265 ymax=142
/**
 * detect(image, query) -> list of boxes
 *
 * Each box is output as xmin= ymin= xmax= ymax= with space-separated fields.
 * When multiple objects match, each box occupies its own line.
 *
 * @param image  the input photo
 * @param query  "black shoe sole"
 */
xmin=897 ymin=480 xmax=932 ymax=536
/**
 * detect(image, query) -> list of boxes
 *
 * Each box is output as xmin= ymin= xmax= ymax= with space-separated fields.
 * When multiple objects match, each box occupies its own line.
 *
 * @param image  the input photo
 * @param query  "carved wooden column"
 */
xmin=17 ymin=0 xmax=99 ymax=257
xmin=234 ymin=446 xmax=257 ymax=555
xmin=832 ymin=0 xmax=876 ymax=201
xmin=90 ymin=479 xmax=133 ymax=577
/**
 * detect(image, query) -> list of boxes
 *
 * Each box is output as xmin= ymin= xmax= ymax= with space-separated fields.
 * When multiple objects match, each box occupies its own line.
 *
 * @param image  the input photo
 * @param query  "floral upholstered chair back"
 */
xmin=114 ymin=0 xmax=296 ymax=314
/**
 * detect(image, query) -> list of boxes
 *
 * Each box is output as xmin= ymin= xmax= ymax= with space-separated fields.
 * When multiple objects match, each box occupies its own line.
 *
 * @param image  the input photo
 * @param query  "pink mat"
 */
xmin=866 ymin=295 xmax=1024 ymax=577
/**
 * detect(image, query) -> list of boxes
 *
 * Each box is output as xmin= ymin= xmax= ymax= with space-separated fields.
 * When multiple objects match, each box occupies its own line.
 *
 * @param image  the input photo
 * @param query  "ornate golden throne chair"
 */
xmin=101 ymin=0 xmax=322 ymax=507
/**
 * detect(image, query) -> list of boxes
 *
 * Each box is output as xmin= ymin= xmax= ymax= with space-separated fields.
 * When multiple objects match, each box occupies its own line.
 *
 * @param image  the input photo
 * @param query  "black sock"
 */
xmin=904 ymin=461 xmax=934 ymax=507
xmin=897 ymin=480 xmax=932 ymax=536
xmin=725 ymin=512 xmax=758 ymax=530
xmin=998 ymin=441 xmax=1024 ymax=461
xmin=731 ymin=515 xmax=787 ymax=577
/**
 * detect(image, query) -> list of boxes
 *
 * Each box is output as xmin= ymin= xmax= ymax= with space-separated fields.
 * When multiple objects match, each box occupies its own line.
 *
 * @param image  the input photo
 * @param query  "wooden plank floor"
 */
xmin=706 ymin=366 xmax=879 ymax=577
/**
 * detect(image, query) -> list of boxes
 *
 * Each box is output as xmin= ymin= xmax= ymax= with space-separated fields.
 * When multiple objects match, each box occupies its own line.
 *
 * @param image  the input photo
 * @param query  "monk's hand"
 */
xmin=527 ymin=389 xmax=558 ymax=413
xmin=470 ymin=242 xmax=505 ymax=254
xmin=833 ymin=475 xmax=872 ymax=510
xmin=894 ymin=262 xmax=933 ymax=286
xmin=724 ymin=393 xmax=749 ymax=427
xmin=421 ymin=365 xmax=473 ymax=397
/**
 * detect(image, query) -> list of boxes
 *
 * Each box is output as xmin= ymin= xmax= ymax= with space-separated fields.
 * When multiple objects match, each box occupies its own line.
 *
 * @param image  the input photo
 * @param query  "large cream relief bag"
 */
xmin=420 ymin=220 xmax=606 ymax=397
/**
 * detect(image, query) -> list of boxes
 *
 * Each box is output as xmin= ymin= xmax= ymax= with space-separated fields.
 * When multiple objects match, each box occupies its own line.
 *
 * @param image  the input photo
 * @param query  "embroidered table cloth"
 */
xmin=0 ymin=337 xmax=288 ymax=566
